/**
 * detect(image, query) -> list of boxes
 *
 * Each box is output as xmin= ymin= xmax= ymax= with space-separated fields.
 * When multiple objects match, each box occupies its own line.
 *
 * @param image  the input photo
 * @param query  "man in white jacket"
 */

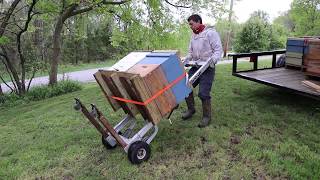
xmin=182 ymin=14 xmax=223 ymax=128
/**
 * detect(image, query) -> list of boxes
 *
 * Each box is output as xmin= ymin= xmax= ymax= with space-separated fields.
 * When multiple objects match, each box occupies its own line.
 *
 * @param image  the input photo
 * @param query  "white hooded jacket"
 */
xmin=186 ymin=26 xmax=223 ymax=67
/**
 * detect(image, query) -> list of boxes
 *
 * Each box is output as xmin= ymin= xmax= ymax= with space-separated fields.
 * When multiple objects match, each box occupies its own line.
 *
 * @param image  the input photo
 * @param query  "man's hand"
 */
xmin=181 ymin=57 xmax=190 ymax=66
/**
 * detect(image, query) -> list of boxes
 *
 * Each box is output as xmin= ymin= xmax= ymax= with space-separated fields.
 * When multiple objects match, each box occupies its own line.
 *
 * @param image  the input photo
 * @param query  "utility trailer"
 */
xmin=229 ymin=50 xmax=320 ymax=100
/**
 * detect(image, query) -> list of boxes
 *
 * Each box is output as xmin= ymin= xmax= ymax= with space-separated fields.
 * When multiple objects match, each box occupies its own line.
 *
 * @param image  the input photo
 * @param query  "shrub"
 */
xmin=234 ymin=18 xmax=270 ymax=53
xmin=234 ymin=12 xmax=287 ymax=53
xmin=27 ymin=80 xmax=82 ymax=101
xmin=0 ymin=80 xmax=82 ymax=107
xmin=0 ymin=93 xmax=25 ymax=107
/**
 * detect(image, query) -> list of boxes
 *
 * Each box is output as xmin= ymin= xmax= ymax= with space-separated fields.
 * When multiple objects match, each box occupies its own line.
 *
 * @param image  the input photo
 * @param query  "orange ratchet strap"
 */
xmin=111 ymin=72 xmax=187 ymax=106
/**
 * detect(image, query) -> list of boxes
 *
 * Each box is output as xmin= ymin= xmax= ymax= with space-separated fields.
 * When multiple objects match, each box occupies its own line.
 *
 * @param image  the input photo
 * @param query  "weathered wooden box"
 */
xmin=285 ymin=37 xmax=320 ymax=76
xmin=304 ymin=39 xmax=320 ymax=77
xmin=137 ymin=52 xmax=191 ymax=104
xmin=93 ymin=51 xmax=191 ymax=124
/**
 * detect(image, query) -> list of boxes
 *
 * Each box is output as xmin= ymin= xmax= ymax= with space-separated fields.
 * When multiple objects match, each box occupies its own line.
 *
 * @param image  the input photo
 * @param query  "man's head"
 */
xmin=187 ymin=14 xmax=202 ymax=32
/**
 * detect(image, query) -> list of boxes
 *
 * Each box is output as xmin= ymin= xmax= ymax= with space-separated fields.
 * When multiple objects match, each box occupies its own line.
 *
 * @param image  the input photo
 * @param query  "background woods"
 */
xmin=0 ymin=0 xmax=225 ymax=95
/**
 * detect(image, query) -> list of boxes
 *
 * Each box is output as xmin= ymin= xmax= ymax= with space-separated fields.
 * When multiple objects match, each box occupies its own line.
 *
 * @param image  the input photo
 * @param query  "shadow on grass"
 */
xmin=231 ymin=84 xmax=320 ymax=113
xmin=249 ymin=88 xmax=320 ymax=113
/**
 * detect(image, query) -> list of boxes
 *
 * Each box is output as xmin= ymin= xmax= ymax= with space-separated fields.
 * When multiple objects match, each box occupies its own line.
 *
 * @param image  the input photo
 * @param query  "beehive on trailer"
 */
xmin=303 ymin=39 xmax=320 ymax=77
xmin=285 ymin=37 xmax=320 ymax=77
xmin=229 ymin=50 xmax=320 ymax=100
xmin=285 ymin=37 xmax=307 ymax=68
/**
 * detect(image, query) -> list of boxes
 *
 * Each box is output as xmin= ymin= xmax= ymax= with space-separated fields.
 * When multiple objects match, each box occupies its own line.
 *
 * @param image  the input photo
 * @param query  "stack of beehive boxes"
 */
xmin=285 ymin=37 xmax=320 ymax=77
xmin=93 ymin=51 xmax=192 ymax=124
xmin=303 ymin=39 xmax=320 ymax=77
xmin=285 ymin=37 xmax=307 ymax=68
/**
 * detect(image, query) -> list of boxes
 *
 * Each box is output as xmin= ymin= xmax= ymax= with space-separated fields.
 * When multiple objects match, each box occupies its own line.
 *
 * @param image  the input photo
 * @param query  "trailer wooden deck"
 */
xmin=235 ymin=67 xmax=320 ymax=99
xmin=230 ymin=50 xmax=320 ymax=100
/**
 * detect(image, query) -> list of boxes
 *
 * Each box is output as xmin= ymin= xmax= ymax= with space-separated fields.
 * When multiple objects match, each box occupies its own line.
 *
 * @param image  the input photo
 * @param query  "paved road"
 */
xmin=1 ymin=67 xmax=110 ymax=93
xmin=0 ymin=56 xmax=272 ymax=93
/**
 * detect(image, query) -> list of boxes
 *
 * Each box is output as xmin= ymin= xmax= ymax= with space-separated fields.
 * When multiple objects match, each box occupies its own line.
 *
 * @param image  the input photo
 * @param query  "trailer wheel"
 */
xmin=128 ymin=141 xmax=151 ymax=164
xmin=101 ymin=136 xmax=117 ymax=149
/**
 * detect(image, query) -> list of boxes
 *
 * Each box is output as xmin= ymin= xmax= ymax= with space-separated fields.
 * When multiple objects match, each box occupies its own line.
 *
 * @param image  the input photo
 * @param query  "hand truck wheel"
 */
xmin=101 ymin=135 xmax=117 ymax=149
xmin=128 ymin=141 xmax=151 ymax=164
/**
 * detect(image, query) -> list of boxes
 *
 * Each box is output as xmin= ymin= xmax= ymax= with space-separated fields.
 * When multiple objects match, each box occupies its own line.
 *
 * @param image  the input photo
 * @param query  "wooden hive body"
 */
xmin=285 ymin=38 xmax=307 ymax=68
xmin=137 ymin=52 xmax=192 ymax=104
xmin=93 ymin=51 xmax=191 ymax=124
xmin=304 ymin=39 xmax=320 ymax=77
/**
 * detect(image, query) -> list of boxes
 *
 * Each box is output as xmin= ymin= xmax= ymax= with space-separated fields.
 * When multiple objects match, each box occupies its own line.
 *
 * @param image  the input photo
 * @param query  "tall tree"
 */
xmin=49 ymin=0 xmax=130 ymax=85
xmin=273 ymin=11 xmax=295 ymax=32
xmin=249 ymin=10 xmax=270 ymax=22
xmin=234 ymin=11 xmax=270 ymax=53
xmin=223 ymin=0 xmax=234 ymax=57
xmin=290 ymin=0 xmax=320 ymax=36
xmin=48 ymin=0 xmax=227 ymax=85
xmin=0 ymin=0 xmax=39 ymax=95
xmin=0 ymin=0 xmax=21 ymax=37
xmin=234 ymin=10 xmax=285 ymax=53
xmin=215 ymin=18 xmax=241 ymax=53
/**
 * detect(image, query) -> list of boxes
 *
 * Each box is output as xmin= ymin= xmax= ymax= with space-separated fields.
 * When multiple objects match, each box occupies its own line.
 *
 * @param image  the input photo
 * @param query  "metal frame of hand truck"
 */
xmin=74 ymin=57 xmax=213 ymax=164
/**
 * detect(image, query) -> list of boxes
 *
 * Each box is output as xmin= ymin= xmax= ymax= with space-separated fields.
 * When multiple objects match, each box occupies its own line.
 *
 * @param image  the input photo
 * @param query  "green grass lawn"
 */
xmin=1 ymin=62 xmax=320 ymax=179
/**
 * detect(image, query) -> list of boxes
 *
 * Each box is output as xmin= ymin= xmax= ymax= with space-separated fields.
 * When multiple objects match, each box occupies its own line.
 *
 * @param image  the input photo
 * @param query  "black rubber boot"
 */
xmin=198 ymin=99 xmax=211 ymax=128
xmin=182 ymin=92 xmax=196 ymax=120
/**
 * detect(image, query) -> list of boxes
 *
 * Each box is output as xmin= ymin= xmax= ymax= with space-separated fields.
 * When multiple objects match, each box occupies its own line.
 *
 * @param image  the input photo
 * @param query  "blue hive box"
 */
xmin=286 ymin=38 xmax=309 ymax=67
xmin=286 ymin=38 xmax=310 ymax=54
xmin=138 ymin=52 xmax=192 ymax=104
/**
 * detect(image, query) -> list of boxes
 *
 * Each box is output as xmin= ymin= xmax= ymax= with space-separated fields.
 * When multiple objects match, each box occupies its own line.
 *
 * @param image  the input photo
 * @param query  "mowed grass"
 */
xmin=0 ymin=62 xmax=319 ymax=179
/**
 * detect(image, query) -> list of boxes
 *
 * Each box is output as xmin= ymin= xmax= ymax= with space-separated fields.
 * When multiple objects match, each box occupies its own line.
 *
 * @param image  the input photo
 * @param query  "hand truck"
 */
xmin=74 ymin=57 xmax=214 ymax=164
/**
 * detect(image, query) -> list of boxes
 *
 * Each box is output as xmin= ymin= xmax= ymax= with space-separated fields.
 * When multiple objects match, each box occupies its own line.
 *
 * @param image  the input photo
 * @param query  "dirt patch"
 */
xmin=222 ymin=175 xmax=231 ymax=180
xmin=245 ymin=122 xmax=257 ymax=136
xmin=230 ymin=135 xmax=241 ymax=145
xmin=252 ymin=170 xmax=267 ymax=180
xmin=63 ymin=175 xmax=74 ymax=180
xmin=200 ymin=136 xmax=208 ymax=144
xmin=199 ymin=136 xmax=216 ymax=158
xmin=228 ymin=148 xmax=240 ymax=162
xmin=224 ymin=134 xmax=242 ymax=171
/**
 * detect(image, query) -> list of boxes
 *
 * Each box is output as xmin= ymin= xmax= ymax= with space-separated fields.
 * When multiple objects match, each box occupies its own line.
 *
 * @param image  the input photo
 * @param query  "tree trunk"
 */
xmin=1 ymin=47 xmax=22 ymax=93
xmin=17 ymin=33 xmax=26 ymax=93
xmin=0 ymin=0 xmax=21 ymax=37
xmin=49 ymin=4 xmax=78 ymax=85
xmin=33 ymin=19 xmax=45 ymax=62
xmin=86 ymin=13 xmax=89 ymax=63
xmin=0 ymin=0 xmax=37 ymax=95
xmin=16 ymin=0 xmax=37 ymax=94
xmin=223 ymin=0 xmax=234 ymax=58
xmin=49 ymin=16 xmax=64 ymax=85
xmin=0 ymin=0 xmax=22 ymax=93
xmin=48 ymin=0 xmax=128 ymax=85
xmin=0 ymin=84 xmax=3 ymax=95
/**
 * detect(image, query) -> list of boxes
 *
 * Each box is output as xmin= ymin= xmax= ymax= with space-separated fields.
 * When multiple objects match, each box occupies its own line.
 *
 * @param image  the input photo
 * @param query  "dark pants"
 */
xmin=188 ymin=66 xmax=215 ymax=100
